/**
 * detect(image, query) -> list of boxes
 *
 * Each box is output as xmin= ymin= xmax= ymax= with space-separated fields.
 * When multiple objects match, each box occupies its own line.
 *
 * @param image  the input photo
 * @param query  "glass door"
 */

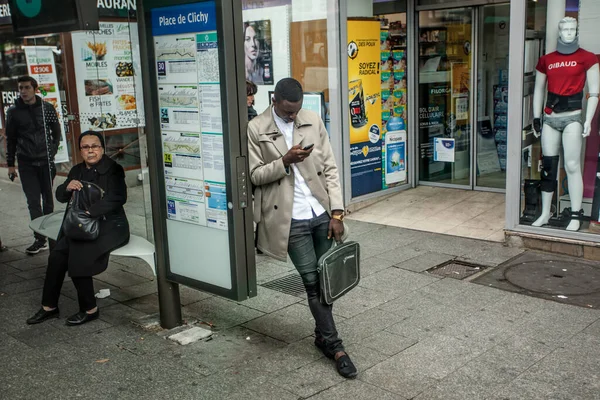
xmin=417 ymin=8 xmax=473 ymax=187
xmin=475 ymin=3 xmax=510 ymax=190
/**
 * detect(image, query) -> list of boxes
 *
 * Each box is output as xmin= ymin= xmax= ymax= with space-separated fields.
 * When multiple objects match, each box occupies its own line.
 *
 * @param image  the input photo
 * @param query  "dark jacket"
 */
xmin=6 ymin=96 xmax=61 ymax=167
xmin=55 ymin=155 xmax=130 ymax=277
xmin=248 ymin=105 xmax=258 ymax=121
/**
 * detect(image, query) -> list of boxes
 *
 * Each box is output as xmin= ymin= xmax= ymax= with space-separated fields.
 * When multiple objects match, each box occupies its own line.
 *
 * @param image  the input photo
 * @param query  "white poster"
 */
xmin=166 ymin=176 xmax=206 ymax=225
xmin=23 ymin=46 xmax=69 ymax=164
xmin=242 ymin=5 xmax=291 ymax=114
xmin=201 ymin=133 xmax=225 ymax=183
xmin=162 ymin=131 xmax=202 ymax=180
xmin=199 ymin=85 xmax=223 ymax=133
xmin=196 ymin=32 xmax=220 ymax=84
xmin=155 ymin=34 xmax=198 ymax=84
xmin=434 ymin=137 xmax=455 ymax=163
xmin=455 ymin=96 xmax=468 ymax=121
xmin=71 ymin=22 xmax=145 ymax=131
xmin=158 ymin=84 xmax=201 ymax=132
xmin=205 ymin=181 xmax=227 ymax=229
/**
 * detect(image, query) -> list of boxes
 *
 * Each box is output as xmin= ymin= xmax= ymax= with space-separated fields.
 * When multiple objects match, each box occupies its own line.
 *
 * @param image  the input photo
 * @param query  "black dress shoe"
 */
xmin=65 ymin=310 xmax=99 ymax=326
xmin=335 ymin=354 xmax=358 ymax=379
xmin=26 ymin=307 xmax=59 ymax=325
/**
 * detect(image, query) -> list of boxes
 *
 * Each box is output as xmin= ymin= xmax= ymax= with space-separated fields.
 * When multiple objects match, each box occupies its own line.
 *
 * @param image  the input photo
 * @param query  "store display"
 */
xmin=71 ymin=22 xmax=145 ymax=131
xmin=380 ymin=19 xmax=408 ymax=189
xmin=531 ymin=17 xmax=600 ymax=232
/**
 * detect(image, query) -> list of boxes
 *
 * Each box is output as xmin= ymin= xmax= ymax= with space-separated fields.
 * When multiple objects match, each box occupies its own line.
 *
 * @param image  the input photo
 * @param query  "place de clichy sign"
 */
xmin=0 ymin=0 xmax=136 ymax=25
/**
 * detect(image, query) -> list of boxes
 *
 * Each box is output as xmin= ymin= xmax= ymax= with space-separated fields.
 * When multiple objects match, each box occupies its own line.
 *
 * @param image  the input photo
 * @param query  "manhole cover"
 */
xmin=427 ymin=260 xmax=486 ymax=280
xmin=504 ymin=260 xmax=600 ymax=295
xmin=261 ymin=274 xmax=305 ymax=297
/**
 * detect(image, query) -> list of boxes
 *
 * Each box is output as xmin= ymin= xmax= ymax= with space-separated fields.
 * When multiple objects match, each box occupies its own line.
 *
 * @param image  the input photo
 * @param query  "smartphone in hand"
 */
xmin=303 ymin=143 xmax=314 ymax=150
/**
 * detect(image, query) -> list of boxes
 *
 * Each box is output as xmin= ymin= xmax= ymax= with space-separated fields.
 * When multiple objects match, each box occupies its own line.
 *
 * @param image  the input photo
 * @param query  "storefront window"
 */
xmin=241 ymin=0 xmax=335 ymax=130
xmin=0 ymin=3 xmax=154 ymax=242
xmin=0 ymin=33 xmax=75 ymax=174
xmin=519 ymin=0 xmax=600 ymax=236
xmin=417 ymin=9 xmax=471 ymax=187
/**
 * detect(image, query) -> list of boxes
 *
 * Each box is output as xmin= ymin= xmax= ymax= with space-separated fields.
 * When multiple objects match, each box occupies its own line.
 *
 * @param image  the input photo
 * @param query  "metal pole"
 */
xmin=136 ymin=0 xmax=182 ymax=329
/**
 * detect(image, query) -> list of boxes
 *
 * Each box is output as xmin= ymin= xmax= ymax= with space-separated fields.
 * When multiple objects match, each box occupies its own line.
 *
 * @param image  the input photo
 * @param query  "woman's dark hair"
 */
xmin=246 ymin=80 xmax=257 ymax=96
xmin=273 ymin=78 xmax=303 ymax=103
xmin=17 ymin=75 xmax=38 ymax=89
xmin=78 ymin=131 xmax=106 ymax=150
xmin=244 ymin=22 xmax=259 ymax=37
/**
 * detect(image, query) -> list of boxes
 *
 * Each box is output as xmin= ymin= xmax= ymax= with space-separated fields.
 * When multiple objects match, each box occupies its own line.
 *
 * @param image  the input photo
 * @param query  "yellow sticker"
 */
xmin=362 ymin=146 xmax=369 ymax=157
xmin=164 ymin=153 xmax=172 ymax=163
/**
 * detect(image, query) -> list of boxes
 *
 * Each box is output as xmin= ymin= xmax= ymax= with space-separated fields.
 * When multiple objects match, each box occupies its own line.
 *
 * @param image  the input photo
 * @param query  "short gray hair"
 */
xmin=558 ymin=16 xmax=577 ymax=31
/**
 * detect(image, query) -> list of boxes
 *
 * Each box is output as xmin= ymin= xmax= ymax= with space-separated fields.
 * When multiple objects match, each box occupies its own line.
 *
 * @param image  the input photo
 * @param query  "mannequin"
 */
xmin=532 ymin=17 xmax=600 ymax=231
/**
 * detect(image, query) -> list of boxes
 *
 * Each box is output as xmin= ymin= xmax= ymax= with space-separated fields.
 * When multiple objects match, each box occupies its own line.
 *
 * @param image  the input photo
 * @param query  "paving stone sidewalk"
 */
xmin=1 ymin=178 xmax=599 ymax=400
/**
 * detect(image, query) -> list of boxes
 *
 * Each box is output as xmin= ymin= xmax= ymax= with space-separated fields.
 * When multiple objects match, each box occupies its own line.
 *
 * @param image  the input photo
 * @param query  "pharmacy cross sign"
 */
xmin=15 ymin=0 xmax=41 ymax=18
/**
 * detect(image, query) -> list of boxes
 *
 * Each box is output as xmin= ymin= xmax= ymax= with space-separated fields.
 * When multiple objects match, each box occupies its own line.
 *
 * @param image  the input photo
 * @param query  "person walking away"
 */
xmin=6 ymin=76 xmax=61 ymax=254
xmin=26 ymin=131 xmax=130 ymax=326
xmin=247 ymin=78 xmax=357 ymax=379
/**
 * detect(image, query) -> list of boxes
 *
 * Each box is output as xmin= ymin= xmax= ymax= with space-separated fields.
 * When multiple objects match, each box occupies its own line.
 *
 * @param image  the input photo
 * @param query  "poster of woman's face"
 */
xmin=244 ymin=20 xmax=274 ymax=85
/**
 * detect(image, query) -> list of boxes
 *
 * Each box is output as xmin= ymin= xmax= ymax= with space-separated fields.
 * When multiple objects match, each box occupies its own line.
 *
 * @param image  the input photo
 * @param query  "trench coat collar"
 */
xmin=262 ymin=106 xmax=313 ymax=156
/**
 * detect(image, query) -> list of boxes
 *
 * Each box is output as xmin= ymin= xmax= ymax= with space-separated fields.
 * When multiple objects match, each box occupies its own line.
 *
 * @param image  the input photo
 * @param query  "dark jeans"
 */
xmin=288 ymin=212 xmax=344 ymax=355
xmin=18 ymin=162 xmax=56 ymax=241
xmin=42 ymin=245 xmax=96 ymax=312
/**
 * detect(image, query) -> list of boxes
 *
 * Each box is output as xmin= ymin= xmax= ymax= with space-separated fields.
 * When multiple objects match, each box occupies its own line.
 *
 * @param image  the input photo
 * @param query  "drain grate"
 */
xmin=261 ymin=273 xmax=306 ymax=297
xmin=427 ymin=260 xmax=487 ymax=280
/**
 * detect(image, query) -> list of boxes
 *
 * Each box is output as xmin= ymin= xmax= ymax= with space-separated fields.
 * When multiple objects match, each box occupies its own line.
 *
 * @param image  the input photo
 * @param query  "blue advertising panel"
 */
xmin=151 ymin=2 xmax=216 ymax=36
xmin=350 ymin=138 xmax=383 ymax=198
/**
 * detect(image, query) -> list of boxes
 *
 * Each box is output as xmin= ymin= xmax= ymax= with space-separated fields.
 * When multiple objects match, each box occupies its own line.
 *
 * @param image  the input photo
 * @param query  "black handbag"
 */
xmin=317 ymin=240 xmax=361 ymax=305
xmin=62 ymin=181 xmax=104 ymax=241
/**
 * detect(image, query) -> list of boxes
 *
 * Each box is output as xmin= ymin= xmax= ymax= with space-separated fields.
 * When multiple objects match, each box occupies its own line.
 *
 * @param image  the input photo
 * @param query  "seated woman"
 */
xmin=27 ymin=131 xmax=130 ymax=326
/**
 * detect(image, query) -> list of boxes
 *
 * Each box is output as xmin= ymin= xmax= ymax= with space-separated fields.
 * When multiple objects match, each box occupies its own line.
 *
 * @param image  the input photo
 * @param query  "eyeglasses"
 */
xmin=80 ymin=145 xmax=102 ymax=151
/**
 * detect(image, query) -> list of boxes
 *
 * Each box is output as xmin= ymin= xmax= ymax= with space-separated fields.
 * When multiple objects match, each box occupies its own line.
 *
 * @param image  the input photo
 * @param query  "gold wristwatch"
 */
xmin=332 ymin=213 xmax=344 ymax=221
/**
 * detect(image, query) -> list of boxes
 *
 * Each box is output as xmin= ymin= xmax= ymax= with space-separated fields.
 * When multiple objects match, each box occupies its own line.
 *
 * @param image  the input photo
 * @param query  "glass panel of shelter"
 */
xmin=20 ymin=21 xmax=153 ymax=242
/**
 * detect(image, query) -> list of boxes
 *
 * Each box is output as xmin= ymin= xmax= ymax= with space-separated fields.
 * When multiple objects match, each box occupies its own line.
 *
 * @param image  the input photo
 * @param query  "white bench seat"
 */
xmin=29 ymin=212 xmax=156 ymax=276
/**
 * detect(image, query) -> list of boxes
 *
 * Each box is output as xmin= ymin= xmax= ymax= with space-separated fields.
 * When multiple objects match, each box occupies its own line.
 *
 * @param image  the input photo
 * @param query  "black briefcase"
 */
xmin=317 ymin=241 xmax=360 ymax=305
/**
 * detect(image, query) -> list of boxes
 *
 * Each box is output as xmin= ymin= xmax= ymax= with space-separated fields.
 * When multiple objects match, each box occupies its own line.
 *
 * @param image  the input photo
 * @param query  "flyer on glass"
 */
xmin=71 ymin=22 xmax=145 ymax=131
xmin=23 ymin=46 xmax=69 ymax=164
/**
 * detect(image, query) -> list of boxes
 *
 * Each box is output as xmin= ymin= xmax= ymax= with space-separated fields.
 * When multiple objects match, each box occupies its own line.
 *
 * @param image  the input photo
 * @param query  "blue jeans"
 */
xmin=288 ymin=212 xmax=344 ymax=355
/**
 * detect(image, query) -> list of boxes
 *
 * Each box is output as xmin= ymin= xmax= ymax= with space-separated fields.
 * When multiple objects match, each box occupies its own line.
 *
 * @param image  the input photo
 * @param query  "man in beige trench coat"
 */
xmin=247 ymin=78 xmax=357 ymax=379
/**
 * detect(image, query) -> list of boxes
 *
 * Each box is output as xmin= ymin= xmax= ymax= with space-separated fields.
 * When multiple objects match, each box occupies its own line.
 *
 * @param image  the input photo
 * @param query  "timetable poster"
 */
xmin=152 ymin=2 xmax=227 ymax=230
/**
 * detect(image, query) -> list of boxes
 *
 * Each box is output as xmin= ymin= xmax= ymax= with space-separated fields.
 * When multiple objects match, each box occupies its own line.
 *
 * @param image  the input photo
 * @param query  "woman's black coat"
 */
xmin=55 ymin=155 xmax=130 ymax=277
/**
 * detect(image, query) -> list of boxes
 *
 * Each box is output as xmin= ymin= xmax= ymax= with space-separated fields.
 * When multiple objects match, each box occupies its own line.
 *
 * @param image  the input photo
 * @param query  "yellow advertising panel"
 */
xmin=347 ymin=19 xmax=382 ymax=197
